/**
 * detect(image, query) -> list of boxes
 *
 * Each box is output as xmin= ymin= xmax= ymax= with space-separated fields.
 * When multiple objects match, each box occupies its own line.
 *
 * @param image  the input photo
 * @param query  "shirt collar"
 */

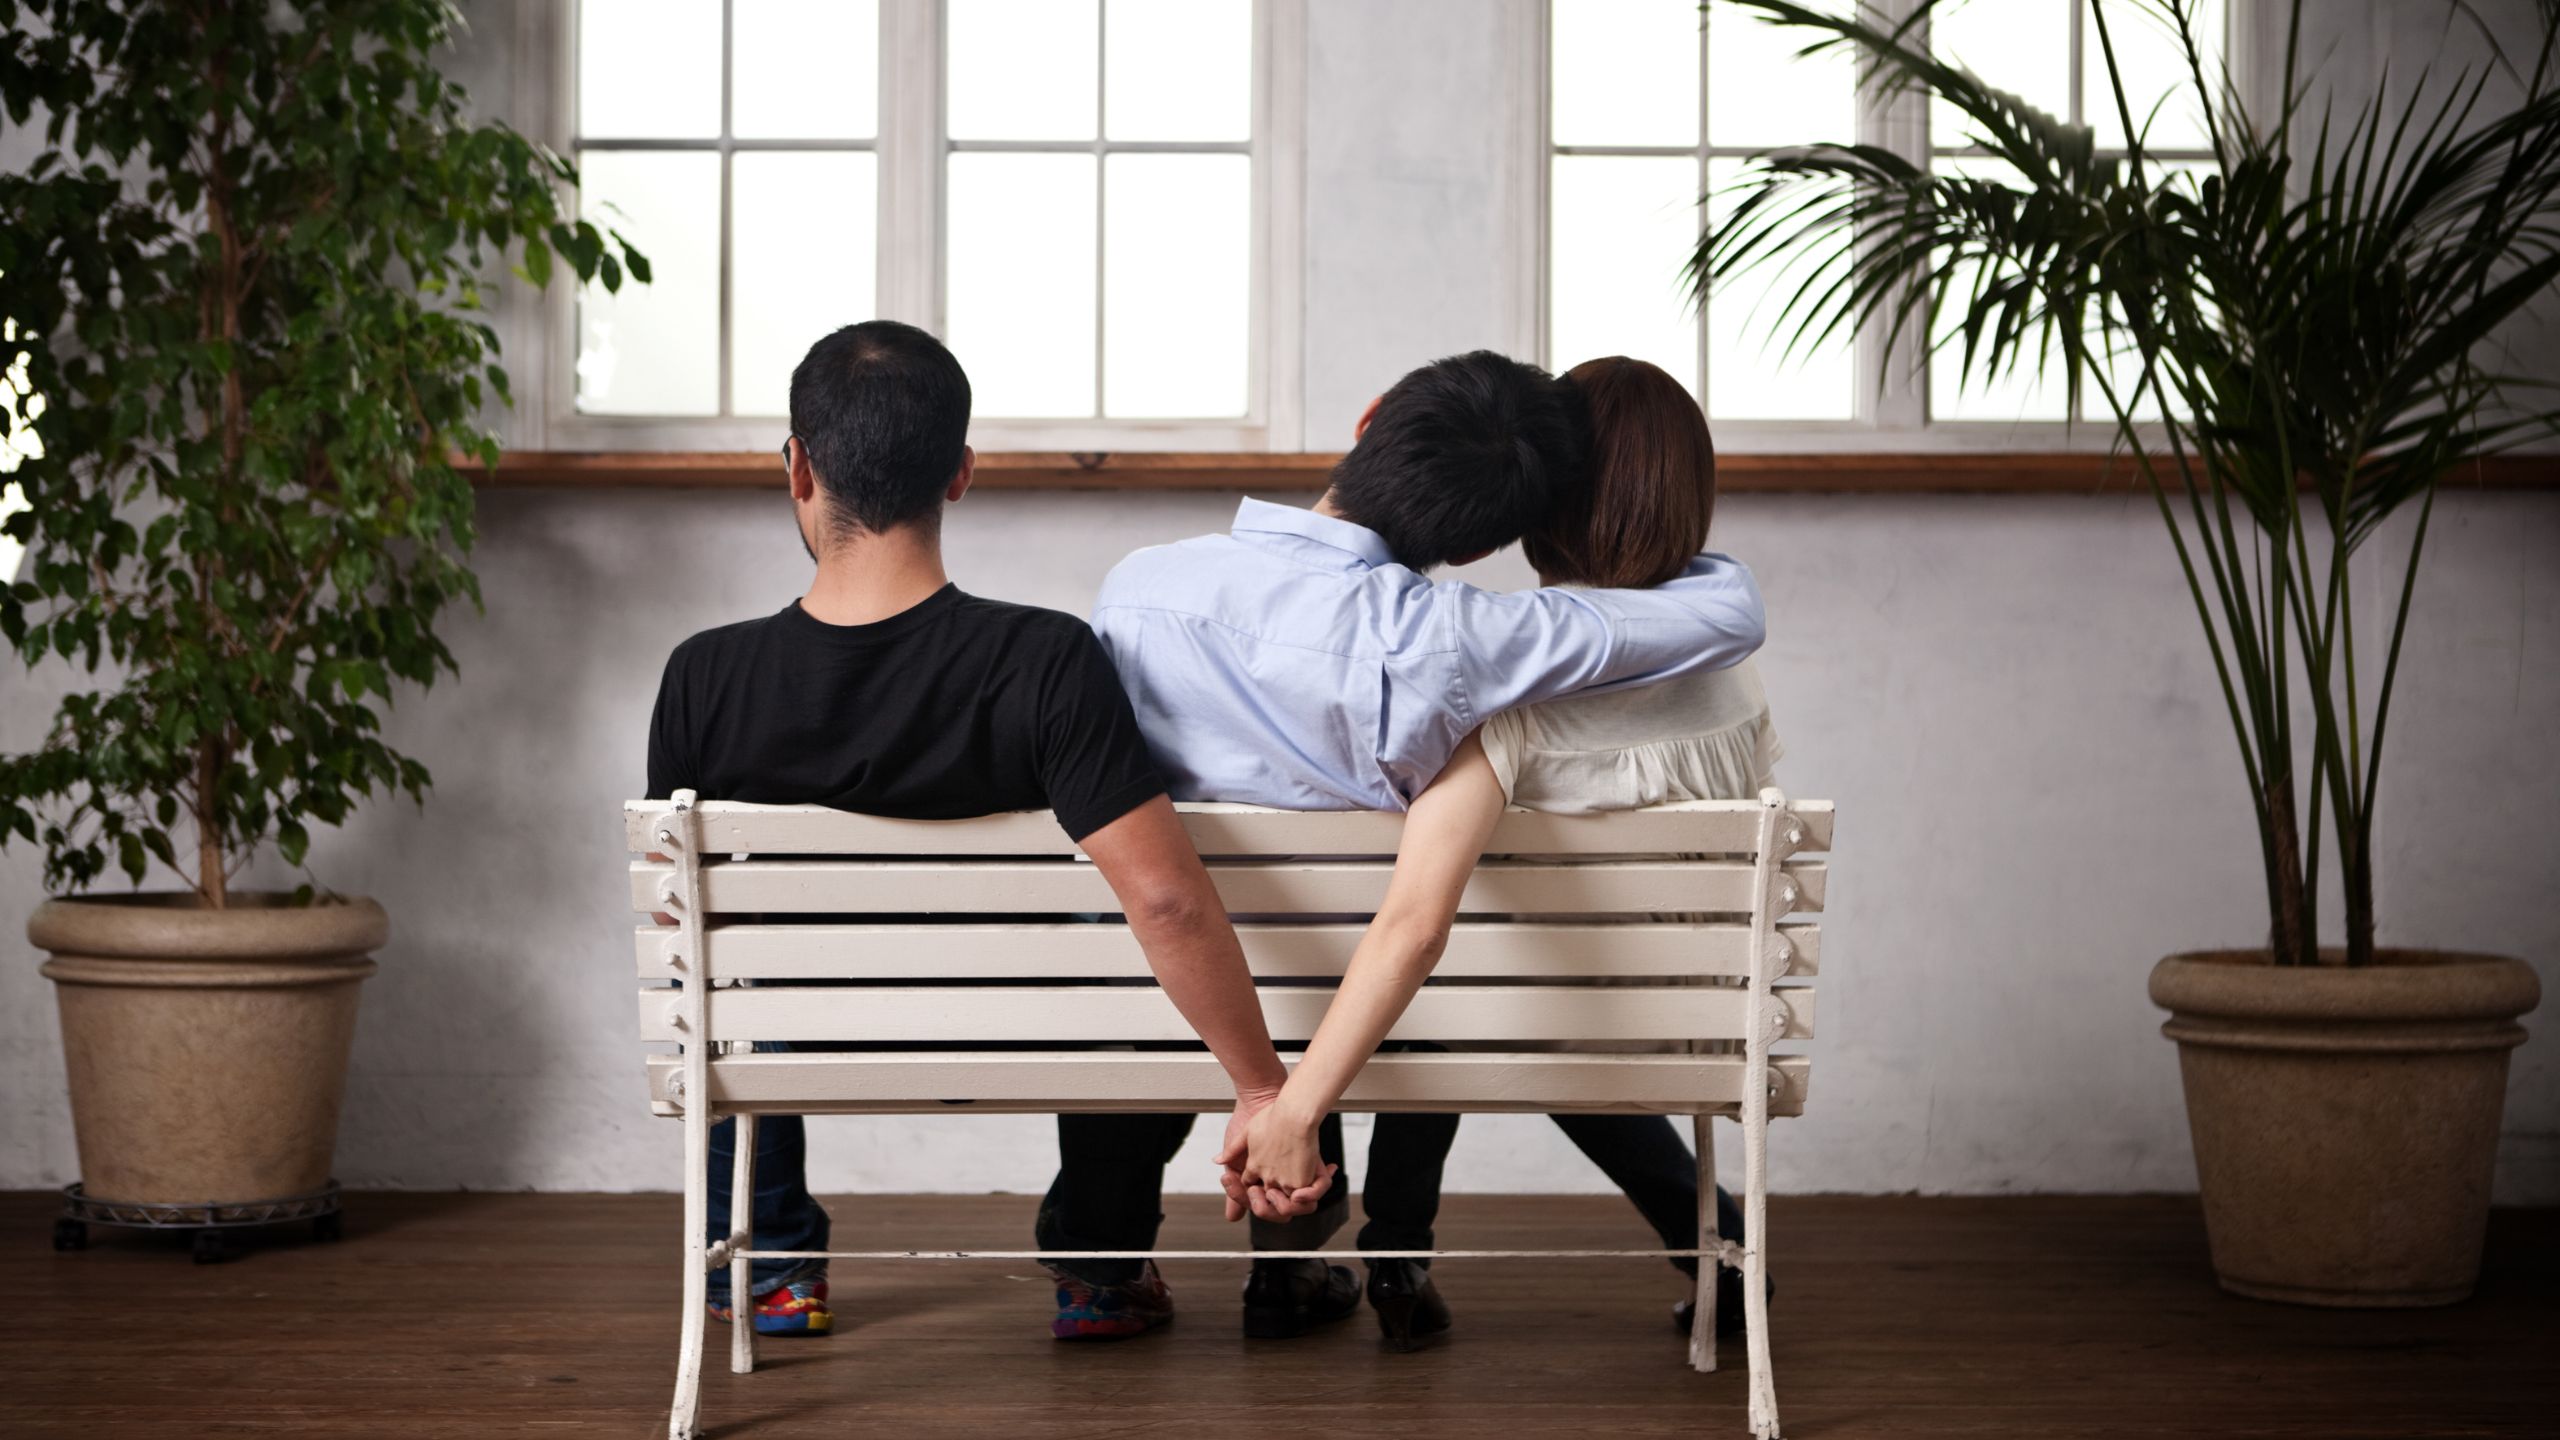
xmin=1229 ymin=497 xmax=1399 ymax=571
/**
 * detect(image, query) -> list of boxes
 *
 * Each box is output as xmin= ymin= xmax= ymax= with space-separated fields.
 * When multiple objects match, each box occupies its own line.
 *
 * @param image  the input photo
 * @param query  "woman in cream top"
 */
xmin=1478 ymin=656 xmax=1779 ymax=810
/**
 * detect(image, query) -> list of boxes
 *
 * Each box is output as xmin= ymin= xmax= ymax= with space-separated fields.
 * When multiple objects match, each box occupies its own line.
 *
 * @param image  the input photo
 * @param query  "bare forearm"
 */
xmin=1274 ymin=733 xmax=1508 ymax=1124
xmin=1129 ymin=904 xmax=1289 ymax=1095
xmin=1272 ymin=918 xmax=1444 ymax=1124
xmin=1081 ymin=796 xmax=1289 ymax=1096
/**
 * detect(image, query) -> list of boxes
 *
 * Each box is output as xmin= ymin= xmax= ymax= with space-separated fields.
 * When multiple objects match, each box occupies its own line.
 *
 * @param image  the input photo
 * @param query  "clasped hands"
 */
xmin=1215 ymin=1084 xmax=1337 ymax=1223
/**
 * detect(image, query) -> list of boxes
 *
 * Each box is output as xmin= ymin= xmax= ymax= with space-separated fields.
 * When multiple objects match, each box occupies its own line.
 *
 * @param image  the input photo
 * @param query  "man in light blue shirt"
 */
xmin=1038 ymin=351 xmax=1765 ymax=1346
xmin=1093 ymin=499 xmax=1764 ymax=808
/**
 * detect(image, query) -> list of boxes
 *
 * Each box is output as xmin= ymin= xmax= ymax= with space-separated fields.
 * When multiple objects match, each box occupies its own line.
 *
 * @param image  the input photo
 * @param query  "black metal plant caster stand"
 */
xmin=55 ymin=1180 xmax=344 ymax=1262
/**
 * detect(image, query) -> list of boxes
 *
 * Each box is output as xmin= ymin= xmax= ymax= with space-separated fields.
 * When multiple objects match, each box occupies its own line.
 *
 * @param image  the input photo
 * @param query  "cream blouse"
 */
xmin=1478 ymin=659 xmax=1781 ymax=809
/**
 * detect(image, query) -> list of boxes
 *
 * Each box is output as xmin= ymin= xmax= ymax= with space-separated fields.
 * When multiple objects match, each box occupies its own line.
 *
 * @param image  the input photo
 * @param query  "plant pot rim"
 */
xmin=30 ymin=893 xmax=389 ymax=963
xmin=2150 ymin=948 xmax=2539 ymax=1025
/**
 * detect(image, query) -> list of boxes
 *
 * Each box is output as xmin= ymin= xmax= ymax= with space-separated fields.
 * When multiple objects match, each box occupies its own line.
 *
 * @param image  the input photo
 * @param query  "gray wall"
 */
xmin=2 ymin=1 xmax=2552 ymax=1202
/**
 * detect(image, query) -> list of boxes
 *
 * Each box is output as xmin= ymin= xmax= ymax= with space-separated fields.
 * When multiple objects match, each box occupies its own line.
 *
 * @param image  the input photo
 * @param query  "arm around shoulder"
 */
xmin=1451 ymin=552 xmax=1767 ymax=718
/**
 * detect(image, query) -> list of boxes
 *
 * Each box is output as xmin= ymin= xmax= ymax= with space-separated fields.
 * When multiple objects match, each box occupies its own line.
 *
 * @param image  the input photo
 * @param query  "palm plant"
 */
xmin=1697 ymin=0 xmax=2560 ymax=966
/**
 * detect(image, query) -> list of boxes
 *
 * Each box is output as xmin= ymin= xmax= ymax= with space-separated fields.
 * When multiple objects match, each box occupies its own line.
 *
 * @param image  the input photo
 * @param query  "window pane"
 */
xmin=1927 ymin=158 xmax=2068 ymax=421
xmin=576 ymin=151 xmax=722 ymax=416
xmin=1550 ymin=155 xmax=1700 ymax=401
xmin=1103 ymin=154 xmax=1250 ymax=417
xmin=579 ymin=0 xmax=722 ymax=140
xmin=731 ymin=152 xmax=878 ymax=418
xmin=2090 ymin=160 xmax=2212 ymax=421
xmin=733 ymin=0 xmax=879 ymax=140
xmin=1105 ymin=0 xmax=1251 ymax=142
xmin=1930 ymin=0 xmax=2072 ymax=148
xmin=2086 ymin=0 xmax=2222 ymax=153
xmin=1705 ymin=159 xmax=1852 ymax=420
xmin=1551 ymin=0 xmax=1699 ymax=148
xmin=1708 ymin=0 xmax=1854 ymax=149
xmin=948 ymin=153 xmax=1098 ymax=417
xmin=948 ymin=0 xmax=1099 ymax=141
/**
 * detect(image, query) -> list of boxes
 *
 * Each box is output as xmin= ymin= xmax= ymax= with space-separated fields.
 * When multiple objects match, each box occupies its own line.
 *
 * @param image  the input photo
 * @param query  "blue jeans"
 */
xmin=704 ymin=1040 xmax=833 ymax=1304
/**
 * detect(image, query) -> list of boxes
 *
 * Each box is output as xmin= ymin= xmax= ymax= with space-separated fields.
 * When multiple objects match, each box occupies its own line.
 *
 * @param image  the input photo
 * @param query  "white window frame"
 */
xmin=1511 ymin=0 xmax=2257 ymax=454
xmin=526 ymin=0 xmax=1304 ymax=454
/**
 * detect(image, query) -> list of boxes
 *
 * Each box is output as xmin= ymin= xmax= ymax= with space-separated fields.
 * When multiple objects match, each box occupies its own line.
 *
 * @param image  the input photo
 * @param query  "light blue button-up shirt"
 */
xmin=1092 ymin=498 xmax=1767 ymax=810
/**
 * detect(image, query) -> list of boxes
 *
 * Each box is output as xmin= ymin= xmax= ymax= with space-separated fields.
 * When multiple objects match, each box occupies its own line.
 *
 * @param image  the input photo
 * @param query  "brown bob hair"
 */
xmin=1522 ymin=356 xmax=1715 ymax=590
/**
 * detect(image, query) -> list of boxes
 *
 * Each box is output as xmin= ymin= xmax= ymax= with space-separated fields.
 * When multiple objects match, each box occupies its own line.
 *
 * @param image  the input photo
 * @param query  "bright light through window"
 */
xmin=946 ymin=0 xmax=1254 ymax=419
xmin=565 ymin=0 xmax=1259 ymax=428
xmin=1 ymin=317 xmax=40 ymax=585
xmin=1547 ymin=0 xmax=1855 ymax=422
xmin=574 ymin=0 xmax=881 ymax=419
xmin=1929 ymin=0 xmax=2224 ymax=423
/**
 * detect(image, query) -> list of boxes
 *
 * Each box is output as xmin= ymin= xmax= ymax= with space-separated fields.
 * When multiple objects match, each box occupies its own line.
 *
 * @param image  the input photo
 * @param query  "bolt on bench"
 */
xmin=630 ymin=790 xmax=1830 ymax=1440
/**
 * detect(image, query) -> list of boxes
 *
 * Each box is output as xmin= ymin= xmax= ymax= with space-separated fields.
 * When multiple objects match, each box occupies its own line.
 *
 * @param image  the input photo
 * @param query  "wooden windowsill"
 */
xmin=475 ymin=449 xmax=2560 ymax=493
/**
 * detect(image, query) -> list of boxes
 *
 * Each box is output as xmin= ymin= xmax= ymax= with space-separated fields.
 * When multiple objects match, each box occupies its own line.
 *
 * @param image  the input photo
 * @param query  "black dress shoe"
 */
xmin=1674 ymin=1263 xmax=1760 ymax=1338
xmin=1365 ymin=1259 xmax=1453 ymax=1352
xmin=1241 ymin=1259 xmax=1362 ymax=1339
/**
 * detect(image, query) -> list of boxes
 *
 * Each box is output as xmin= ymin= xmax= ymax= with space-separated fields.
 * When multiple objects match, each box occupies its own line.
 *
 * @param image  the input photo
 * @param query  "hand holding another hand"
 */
xmin=1216 ymin=1086 xmax=1335 ymax=1224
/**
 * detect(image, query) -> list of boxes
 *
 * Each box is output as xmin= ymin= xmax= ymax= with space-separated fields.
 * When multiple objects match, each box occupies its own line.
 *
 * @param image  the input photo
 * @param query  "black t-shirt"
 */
xmin=645 ymin=586 xmax=1164 ymax=842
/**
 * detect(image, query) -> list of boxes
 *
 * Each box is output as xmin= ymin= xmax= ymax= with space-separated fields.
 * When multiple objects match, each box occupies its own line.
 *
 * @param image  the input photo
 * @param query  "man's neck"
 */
xmin=801 ymin=524 xmax=952 ymax=626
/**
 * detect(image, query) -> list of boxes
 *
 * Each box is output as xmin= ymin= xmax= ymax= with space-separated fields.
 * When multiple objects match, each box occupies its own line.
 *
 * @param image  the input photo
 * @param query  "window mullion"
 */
xmin=879 ymin=0 xmax=943 ymax=334
xmin=717 ymin=0 xmax=736 ymax=419
xmin=1093 ymin=0 xmax=1109 ymax=421
xmin=1866 ymin=0 xmax=1929 ymax=433
xmin=1694 ymin=1 xmax=1712 ymax=410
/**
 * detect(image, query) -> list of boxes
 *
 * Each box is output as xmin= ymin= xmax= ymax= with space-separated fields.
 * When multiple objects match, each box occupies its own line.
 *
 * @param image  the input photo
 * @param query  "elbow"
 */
xmin=1124 ymin=879 xmax=1221 ymax=937
xmin=1377 ymin=911 xmax=1453 ymax=979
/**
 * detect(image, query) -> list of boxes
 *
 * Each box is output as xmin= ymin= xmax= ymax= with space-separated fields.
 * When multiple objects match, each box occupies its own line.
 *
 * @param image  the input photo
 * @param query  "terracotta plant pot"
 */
xmin=33 ymin=894 xmax=385 ymax=1206
xmin=2150 ymin=949 xmax=2540 ymax=1307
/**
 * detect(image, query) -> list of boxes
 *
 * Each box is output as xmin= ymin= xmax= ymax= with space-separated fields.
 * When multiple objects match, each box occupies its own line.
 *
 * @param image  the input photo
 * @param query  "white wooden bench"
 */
xmin=629 ymin=789 xmax=1830 ymax=1440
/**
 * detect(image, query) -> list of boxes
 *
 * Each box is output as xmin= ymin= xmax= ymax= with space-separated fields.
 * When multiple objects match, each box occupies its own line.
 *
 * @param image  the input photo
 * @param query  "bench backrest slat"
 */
xmin=628 ymin=857 xmax=1826 ymax=916
xmin=637 ymin=982 xmax=1814 ymax=1045
xmin=630 ymin=920 xmax=1819 ymax=980
xmin=625 ymin=798 xmax=1834 ymax=858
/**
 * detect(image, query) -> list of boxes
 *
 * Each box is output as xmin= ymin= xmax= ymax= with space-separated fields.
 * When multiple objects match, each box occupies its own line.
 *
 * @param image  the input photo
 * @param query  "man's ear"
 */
xmin=1446 ymin=547 xmax=1495 ymax=569
xmin=1352 ymin=394 xmax=1384 ymax=442
xmin=946 ymin=444 xmax=976 ymax=504
xmin=787 ymin=437 xmax=819 ymax=503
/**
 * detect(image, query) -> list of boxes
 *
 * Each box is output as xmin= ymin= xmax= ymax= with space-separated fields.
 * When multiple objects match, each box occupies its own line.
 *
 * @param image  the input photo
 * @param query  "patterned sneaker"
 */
xmin=1048 ymin=1261 xmax=1175 ymax=1340
xmin=710 ymin=1278 xmax=833 ymax=1336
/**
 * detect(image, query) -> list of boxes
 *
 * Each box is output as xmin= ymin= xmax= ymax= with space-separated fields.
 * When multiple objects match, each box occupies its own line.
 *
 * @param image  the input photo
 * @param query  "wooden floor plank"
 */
xmin=2 ymin=1191 xmax=2551 ymax=1439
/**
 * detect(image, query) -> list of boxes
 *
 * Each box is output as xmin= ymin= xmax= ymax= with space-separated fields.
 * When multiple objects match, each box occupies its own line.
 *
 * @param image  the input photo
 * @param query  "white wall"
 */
xmin=2 ymin=1 xmax=2552 ymax=1202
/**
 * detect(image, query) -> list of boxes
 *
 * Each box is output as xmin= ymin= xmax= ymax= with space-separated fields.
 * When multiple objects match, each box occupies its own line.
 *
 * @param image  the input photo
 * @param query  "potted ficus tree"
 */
xmin=1698 ymin=0 xmax=2549 ymax=1303
xmin=0 ymin=0 xmax=643 ymax=1254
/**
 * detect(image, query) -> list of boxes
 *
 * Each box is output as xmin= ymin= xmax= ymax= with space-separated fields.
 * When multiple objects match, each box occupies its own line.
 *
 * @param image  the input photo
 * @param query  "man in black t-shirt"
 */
xmin=646 ymin=321 xmax=1324 ymax=1342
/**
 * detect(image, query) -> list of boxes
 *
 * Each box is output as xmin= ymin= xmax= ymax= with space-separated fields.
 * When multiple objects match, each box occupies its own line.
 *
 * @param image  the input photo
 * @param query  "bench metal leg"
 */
xmin=730 ymin=1113 xmax=758 ymax=1375
xmin=1741 ymin=1100 xmax=1778 ymax=1438
xmin=1689 ymin=1111 xmax=1717 ymax=1373
xmin=659 ymin=792 xmax=714 ymax=1440
xmin=669 ymin=1092 xmax=709 ymax=1439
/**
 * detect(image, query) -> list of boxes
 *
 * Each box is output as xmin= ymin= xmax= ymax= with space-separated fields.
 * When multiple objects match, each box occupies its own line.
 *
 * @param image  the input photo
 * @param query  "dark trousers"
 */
xmin=1039 ymin=1108 xmax=1742 ymax=1286
xmin=1036 ymin=1111 xmax=1360 ymax=1285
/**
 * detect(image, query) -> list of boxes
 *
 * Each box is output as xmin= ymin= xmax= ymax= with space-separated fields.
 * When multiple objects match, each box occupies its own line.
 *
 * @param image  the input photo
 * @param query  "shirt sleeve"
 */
xmin=645 ymin=644 xmax=697 ymax=801
xmin=1445 ymin=553 xmax=1767 ymax=725
xmin=1036 ymin=623 xmax=1171 ymax=842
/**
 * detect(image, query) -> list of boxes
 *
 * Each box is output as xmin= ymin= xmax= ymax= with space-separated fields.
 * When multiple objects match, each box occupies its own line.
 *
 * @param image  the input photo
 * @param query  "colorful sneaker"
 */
xmin=710 ymin=1278 xmax=833 ymax=1336
xmin=1048 ymin=1261 xmax=1175 ymax=1340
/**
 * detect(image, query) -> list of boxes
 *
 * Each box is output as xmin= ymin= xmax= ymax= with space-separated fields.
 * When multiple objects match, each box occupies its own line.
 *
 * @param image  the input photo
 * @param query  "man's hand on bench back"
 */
xmin=1079 ymin=796 xmax=1330 ymax=1221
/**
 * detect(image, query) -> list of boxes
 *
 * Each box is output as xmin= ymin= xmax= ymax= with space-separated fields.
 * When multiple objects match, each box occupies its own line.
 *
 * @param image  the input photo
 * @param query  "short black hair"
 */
xmin=788 ymin=320 xmax=972 ymax=535
xmin=1324 ymin=351 xmax=1586 ymax=570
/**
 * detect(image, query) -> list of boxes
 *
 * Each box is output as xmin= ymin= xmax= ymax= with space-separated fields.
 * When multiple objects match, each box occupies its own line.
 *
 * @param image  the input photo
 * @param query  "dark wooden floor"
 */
xmin=3 ymin=1191 xmax=2552 ymax=1439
